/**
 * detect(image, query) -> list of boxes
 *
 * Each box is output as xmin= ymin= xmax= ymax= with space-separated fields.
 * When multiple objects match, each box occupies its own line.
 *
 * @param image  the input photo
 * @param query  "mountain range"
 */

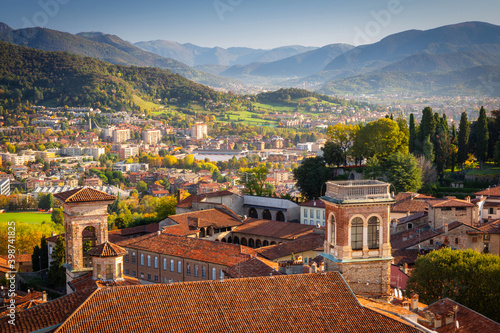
xmin=1 ymin=21 xmax=500 ymax=97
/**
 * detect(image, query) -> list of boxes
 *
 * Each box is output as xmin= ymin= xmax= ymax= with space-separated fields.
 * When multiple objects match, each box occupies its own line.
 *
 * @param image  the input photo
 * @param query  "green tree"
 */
xmin=476 ymin=106 xmax=489 ymax=167
xmin=48 ymin=236 xmax=66 ymax=289
xmin=136 ymin=181 xmax=148 ymax=193
xmin=364 ymin=152 xmax=422 ymax=193
xmin=418 ymin=107 xmax=437 ymax=147
xmin=422 ymin=135 xmax=435 ymax=163
xmin=434 ymin=118 xmax=451 ymax=179
xmin=237 ymin=165 xmax=271 ymax=196
xmin=51 ymin=208 xmax=64 ymax=225
xmin=38 ymin=193 xmax=54 ymax=210
xmin=156 ymin=195 xmax=177 ymax=220
xmin=352 ymin=118 xmax=407 ymax=160
xmin=292 ymin=157 xmax=331 ymax=200
xmin=457 ymin=112 xmax=470 ymax=170
xmin=324 ymin=123 xmax=359 ymax=166
xmin=407 ymin=248 xmax=500 ymax=323
xmin=409 ymin=113 xmax=417 ymax=154
xmin=31 ymin=245 xmax=40 ymax=272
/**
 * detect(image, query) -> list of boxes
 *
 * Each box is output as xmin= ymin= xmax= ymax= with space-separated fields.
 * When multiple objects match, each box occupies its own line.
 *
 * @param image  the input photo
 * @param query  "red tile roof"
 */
xmin=421 ymin=298 xmax=500 ymax=333
xmin=467 ymin=219 xmax=500 ymax=234
xmin=392 ymin=197 xmax=429 ymax=213
xmin=395 ymin=192 xmax=434 ymax=201
xmin=87 ymin=241 xmax=127 ymax=257
xmin=167 ymin=207 xmax=243 ymax=229
xmin=474 ymin=185 xmax=500 ymax=198
xmin=0 ymin=289 xmax=95 ymax=333
xmin=118 ymin=233 xmax=253 ymax=267
xmin=176 ymin=190 xmax=240 ymax=208
xmin=223 ymin=257 xmax=281 ymax=278
xmin=68 ymin=272 xmax=141 ymax=292
xmin=234 ymin=218 xmax=316 ymax=240
xmin=50 ymin=272 xmax=423 ymax=333
xmin=256 ymin=233 xmax=324 ymax=260
xmin=54 ymin=187 xmax=116 ymax=203
xmin=426 ymin=198 xmax=476 ymax=208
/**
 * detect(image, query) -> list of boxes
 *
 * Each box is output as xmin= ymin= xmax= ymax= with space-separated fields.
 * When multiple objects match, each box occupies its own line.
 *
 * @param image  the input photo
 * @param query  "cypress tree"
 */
xmin=476 ymin=106 xmax=489 ymax=167
xmin=409 ymin=113 xmax=417 ymax=154
xmin=457 ymin=112 xmax=470 ymax=169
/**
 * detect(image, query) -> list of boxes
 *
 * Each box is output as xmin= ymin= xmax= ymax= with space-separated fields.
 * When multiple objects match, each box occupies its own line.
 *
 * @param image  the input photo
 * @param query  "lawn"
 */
xmin=0 ymin=212 xmax=52 ymax=224
xmin=132 ymin=95 xmax=164 ymax=110
xmin=252 ymin=102 xmax=295 ymax=112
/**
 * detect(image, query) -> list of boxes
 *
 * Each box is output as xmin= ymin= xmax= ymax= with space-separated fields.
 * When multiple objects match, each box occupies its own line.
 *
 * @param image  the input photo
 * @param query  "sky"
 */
xmin=2 ymin=0 xmax=500 ymax=49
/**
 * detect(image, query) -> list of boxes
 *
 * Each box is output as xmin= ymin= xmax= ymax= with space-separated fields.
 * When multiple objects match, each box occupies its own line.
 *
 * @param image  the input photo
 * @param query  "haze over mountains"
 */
xmin=1 ymin=21 xmax=500 ymax=96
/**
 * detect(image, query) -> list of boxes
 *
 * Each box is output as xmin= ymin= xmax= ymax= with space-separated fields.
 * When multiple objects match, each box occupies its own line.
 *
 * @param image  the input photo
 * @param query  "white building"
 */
xmin=299 ymin=199 xmax=325 ymax=227
xmin=142 ymin=129 xmax=162 ymax=145
xmin=190 ymin=123 xmax=208 ymax=140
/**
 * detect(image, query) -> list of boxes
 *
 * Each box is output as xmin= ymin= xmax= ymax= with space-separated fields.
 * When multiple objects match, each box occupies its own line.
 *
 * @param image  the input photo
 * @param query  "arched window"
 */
xmin=255 ymin=239 xmax=262 ymax=248
xmin=240 ymin=237 xmax=247 ymax=246
xmin=263 ymin=240 xmax=269 ymax=247
xmin=329 ymin=214 xmax=336 ymax=246
xmin=248 ymin=207 xmax=258 ymax=218
xmin=368 ymin=216 xmax=380 ymax=249
xmin=262 ymin=209 xmax=272 ymax=220
xmin=276 ymin=211 xmax=285 ymax=221
xmin=248 ymin=238 xmax=255 ymax=248
xmin=233 ymin=236 xmax=239 ymax=245
xmin=351 ymin=217 xmax=363 ymax=250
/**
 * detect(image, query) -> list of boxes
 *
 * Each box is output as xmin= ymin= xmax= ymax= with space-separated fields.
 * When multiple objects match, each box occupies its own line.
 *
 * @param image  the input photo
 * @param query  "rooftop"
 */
xmin=54 ymin=187 xmax=116 ymax=204
xmin=322 ymin=180 xmax=394 ymax=204
xmin=235 ymin=218 xmax=316 ymax=240
xmin=87 ymin=241 xmax=127 ymax=258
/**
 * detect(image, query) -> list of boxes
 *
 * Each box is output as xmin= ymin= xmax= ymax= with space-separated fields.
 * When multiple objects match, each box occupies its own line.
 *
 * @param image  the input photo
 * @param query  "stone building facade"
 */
xmin=320 ymin=180 xmax=394 ymax=297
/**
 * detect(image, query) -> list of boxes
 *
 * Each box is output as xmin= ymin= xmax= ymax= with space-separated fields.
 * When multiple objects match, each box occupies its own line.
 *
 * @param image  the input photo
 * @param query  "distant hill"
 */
xmin=0 ymin=40 xmax=231 ymax=109
xmin=134 ymin=40 xmax=317 ymax=67
xmin=221 ymin=44 xmax=354 ymax=79
xmin=0 ymin=24 xmax=240 ymax=89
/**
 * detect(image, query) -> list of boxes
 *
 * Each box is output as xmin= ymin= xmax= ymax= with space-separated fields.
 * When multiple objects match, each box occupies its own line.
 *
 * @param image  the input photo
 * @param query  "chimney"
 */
xmin=188 ymin=217 xmax=199 ymax=229
xmin=444 ymin=223 xmax=448 ymax=234
xmin=410 ymin=293 xmax=419 ymax=311
xmin=311 ymin=262 xmax=317 ymax=273
xmin=445 ymin=311 xmax=454 ymax=325
xmin=434 ymin=314 xmax=442 ymax=329
xmin=42 ymin=291 xmax=47 ymax=302
xmin=403 ymin=263 xmax=408 ymax=275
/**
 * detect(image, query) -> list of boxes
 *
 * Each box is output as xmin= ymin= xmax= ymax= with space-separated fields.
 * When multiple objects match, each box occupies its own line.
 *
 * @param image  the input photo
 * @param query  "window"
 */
xmin=187 ymin=263 xmax=191 ymax=275
xmin=484 ymin=234 xmax=491 ymax=241
xmin=154 ymin=275 xmax=158 ymax=282
xmin=330 ymin=217 xmax=335 ymax=246
xmin=96 ymin=264 xmax=102 ymax=279
xmin=472 ymin=236 xmax=478 ymax=243
xmin=194 ymin=265 xmax=199 ymax=277
xmin=147 ymin=255 xmax=151 ymax=267
xmin=163 ymin=277 xmax=167 ymax=283
xmin=154 ymin=256 xmax=158 ymax=269
xmin=106 ymin=264 xmax=113 ymax=279
xmin=147 ymin=274 xmax=151 ymax=281
xmin=132 ymin=270 xmax=136 ymax=277
xmin=323 ymin=210 xmax=325 ymax=219
xmin=170 ymin=259 xmax=174 ymax=272
xmin=202 ymin=266 xmax=206 ymax=279
xmin=125 ymin=252 xmax=129 ymax=263
xmin=163 ymin=258 xmax=167 ymax=270
xmin=140 ymin=273 xmax=144 ymax=279
xmin=304 ymin=209 xmax=307 ymax=218
xmin=489 ymin=208 xmax=494 ymax=215
xmin=125 ymin=269 xmax=129 ymax=275
xmin=49 ymin=245 xmax=53 ymax=254
xmin=368 ymin=216 xmax=380 ymax=249
xmin=310 ymin=209 xmax=313 ymax=218
xmin=132 ymin=252 xmax=136 ymax=264
xmin=212 ymin=267 xmax=216 ymax=280
xmin=304 ymin=257 xmax=308 ymax=264
xmin=441 ymin=207 xmax=452 ymax=211
xmin=220 ymin=269 xmax=224 ymax=280
xmin=304 ymin=219 xmax=308 ymax=225
xmin=169 ymin=278 xmax=174 ymax=283
xmin=140 ymin=254 xmax=144 ymax=266
xmin=316 ymin=210 xmax=320 ymax=219
xmin=177 ymin=261 xmax=182 ymax=274
xmin=117 ymin=263 xmax=122 ymax=278
xmin=351 ymin=217 xmax=363 ymax=250
xmin=456 ymin=207 xmax=466 ymax=211
xmin=430 ymin=239 xmax=434 ymax=245
xmin=455 ymin=238 xmax=459 ymax=244
xmin=407 ymin=223 xmax=413 ymax=230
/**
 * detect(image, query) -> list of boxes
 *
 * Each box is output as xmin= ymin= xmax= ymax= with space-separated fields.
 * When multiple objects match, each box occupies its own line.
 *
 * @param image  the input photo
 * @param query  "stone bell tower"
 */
xmin=320 ymin=180 xmax=394 ymax=297
xmin=54 ymin=187 xmax=116 ymax=291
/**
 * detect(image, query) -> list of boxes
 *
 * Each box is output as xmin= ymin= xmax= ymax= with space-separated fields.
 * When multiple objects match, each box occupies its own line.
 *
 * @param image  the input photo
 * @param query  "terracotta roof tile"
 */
xmin=87 ymin=241 xmax=127 ymax=257
xmin=68 ymin=272 xmax=141 ymax=292
xmin=392 ymin=197 xmax=429 ymax=213
xmin=120 ymin=233 xmax=252 ymax=267
xmin=426 ymin=198 xmax=476 ymax=208
xmin=54 ymin=187 xmax=116 ymax=203
xmin=167 ymin=208 xmax=242 ymax=229
xmin=467 ymin=219 xmax=500 ymax=234
xmin=421 ymin=298 xmax=500 ymax=332
xmin=299 ymin=199 xmax=325 ymax=208
xmin=0 ymin=289 xmax=95 ymax=333
xmin=223 ymin=257 xmax=281 ymax=278
xmin=234 ymin=218 xmax=316 ymax=240
xmin=475 ymin=185 xmax=500 ymax=197
xmin=50 ymin=272 xmax=423 ymax=333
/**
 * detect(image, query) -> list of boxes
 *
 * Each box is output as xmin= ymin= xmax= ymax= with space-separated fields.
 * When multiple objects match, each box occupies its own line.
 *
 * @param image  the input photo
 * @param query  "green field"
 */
xmin=132 ymin=95 xmax=164 ymax=110
xmin=252 ymin=102 xmax=295 ymax=112
xmin=0 ymin=212 xmax=52 ymax=224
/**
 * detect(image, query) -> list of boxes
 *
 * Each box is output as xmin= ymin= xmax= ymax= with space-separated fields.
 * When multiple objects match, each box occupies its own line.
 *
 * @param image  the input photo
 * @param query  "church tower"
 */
xmin=320 ymin=180 xmax=394 ymax=296
xmin=54 ymin=187 xmax=116 ymax=292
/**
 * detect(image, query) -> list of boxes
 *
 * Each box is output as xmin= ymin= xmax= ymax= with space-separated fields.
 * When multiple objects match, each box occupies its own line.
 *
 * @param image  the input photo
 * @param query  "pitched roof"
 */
xmin=256 ymin=233 xmax=324 ymax=260
xmin=395 ymin=192 xmax=434 ymax=201
xmin=54 ymin=187 xmax=116 ymax=203
xmin=299 ymin=199 xmax=325 ymax=208
xmin=68 ymin=272 xmax=141 ymax=292
xmin=0 ymin=289 xmax=95 ymax=333
xmin=474 ymin=185 xmax=500 ymax=197
xmin=176 ymin=190 xmax=239 ymax=208
xmin=235 ymin=218 xmax=316 ymax=240
xmin=392 ymin=197 xmax=429 ymax=214
xmin=426 ymin=198 xmax=476 ymax=208
xmin=118 ymin=233 xmax=253 ymax=267
xmin=421 ymin=298 xmax=500 ymax=333
xmin=467 ymin=219 xmax=500 ymax=234
xmin=223 ymin=257 xmax=281 ymax=278
xmin=87 ymin=241 xmax=127 ymax=257
xmin=167 ymin=207 xmax=242 ymax=229
xmin=50 ymin=273 xmax=423 ymax=333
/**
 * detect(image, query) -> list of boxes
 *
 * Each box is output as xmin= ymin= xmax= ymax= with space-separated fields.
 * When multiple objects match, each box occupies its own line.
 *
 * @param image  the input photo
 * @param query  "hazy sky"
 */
xmin=2 ymin=0 xmax=500 ymax=48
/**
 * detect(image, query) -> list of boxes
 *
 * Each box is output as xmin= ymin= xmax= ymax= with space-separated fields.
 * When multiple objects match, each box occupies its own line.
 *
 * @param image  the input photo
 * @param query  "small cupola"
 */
xmin=87 ymin=241 xmax=127 ymax=282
